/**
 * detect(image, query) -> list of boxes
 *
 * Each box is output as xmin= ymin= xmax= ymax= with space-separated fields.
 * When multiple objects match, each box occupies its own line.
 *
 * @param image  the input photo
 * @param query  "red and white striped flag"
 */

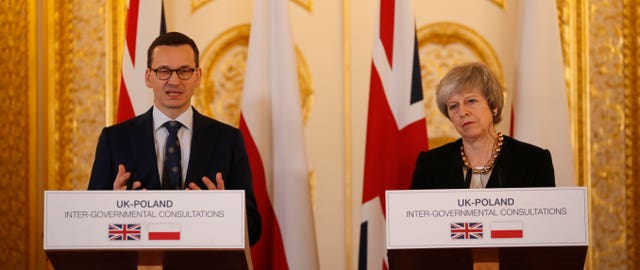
xmin=240 ymin=0 xmax=319 ymax=269
xmin=358 ymin=1 xmax=428 ymax=269
xmin=512 ymin=1 xmax=576 ymax=186
xmin=117 ymin=0 xmax=165 ymax=122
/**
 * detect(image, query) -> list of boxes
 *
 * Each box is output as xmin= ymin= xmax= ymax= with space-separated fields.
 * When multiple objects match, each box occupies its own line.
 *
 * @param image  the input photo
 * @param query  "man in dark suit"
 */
xmin=88 ymin=32 xmax=261 ymax=246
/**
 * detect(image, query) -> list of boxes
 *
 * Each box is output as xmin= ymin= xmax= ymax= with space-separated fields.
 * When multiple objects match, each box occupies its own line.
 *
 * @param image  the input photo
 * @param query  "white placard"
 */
xmin=386 ymin=187 xmax=588 ymax=249
xmin=44 ymin=190 xmax=245 ymax=250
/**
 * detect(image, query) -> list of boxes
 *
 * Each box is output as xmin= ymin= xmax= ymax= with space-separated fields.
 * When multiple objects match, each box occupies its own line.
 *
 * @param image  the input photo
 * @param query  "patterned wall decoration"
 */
xmin=557 ymin=0 xmax=590 ymax=188
xmin=557 ymin=0 xmax=597 ymax=267
xmin=622 ymin=0 xmax=640 ymax=268
xmin=559 ymin=0 xmax=638 ymax=268
xmin=48 ymin=0 xmax=109 ymax=191
xmin=0 ymin=1 xmax=31 ymax=269
xmin=489 ymin=0 xmax=505 ymax=9
xmin=587 ymin=0 xmax=628 ymax=269
xmin=194 ymin=24 xmax=313 ymax=128
xmin=417 ymin=22 xmax=503 ymax=148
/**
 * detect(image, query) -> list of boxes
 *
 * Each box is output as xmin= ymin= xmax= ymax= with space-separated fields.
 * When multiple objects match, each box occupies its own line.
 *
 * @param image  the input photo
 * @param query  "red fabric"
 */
xmin=116 ymin=74 xmax=135 ymax=123
xmin=379 ymin=0 xmax=395 ymax=66
xmin=240 ymin=116 xmax=289 ymax=270
xmin=361 ymin=63 xmax=428 ymax=212
xmin=116 ymin=0 xmax=139 ymax=123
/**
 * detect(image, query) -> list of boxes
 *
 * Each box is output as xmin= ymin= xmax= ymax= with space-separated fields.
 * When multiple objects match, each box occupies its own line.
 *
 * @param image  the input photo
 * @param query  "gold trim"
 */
xmin=623 ymin=0 xmax=639 ymax=268
xmin=488 ymin=0 xmax=506 ymax=9
xmin=107 ymin=0 xmax=126 ymax=125
xmin=196 ymin=24 xmax=313 ymax=126
xmin=293 ymin=0 xmax=313 ymax=12
xmin=418 ymin=22 xmax=504 ymax=82
xmin=44 ymin=0 xmax=56 ymax=191
xmin=0 ymin=0 xmax=33 ymax=267
xmin=191 ymin=0 xmax=211 ymax=13
xmin=28 ymin=1 xmax=38 ymax=269
xmin=343 ymin=1 xmax=352 ymax=269
xmin=558 ymin=0 xmax=591 ymax=267
xmin=559 ymin=0 xmax=590 ymax=189
xmin=296 ymin=46 xmax=314 ymax=124
xmin=196 ymin=24 xmax=250 ymax=124
xmin=46 ymin=0 xmax=107 ymax=192
xmin=191 ymin=0 xmax=313 ymax=13
xmin=50 ymin=1 xmax=71 ymax=190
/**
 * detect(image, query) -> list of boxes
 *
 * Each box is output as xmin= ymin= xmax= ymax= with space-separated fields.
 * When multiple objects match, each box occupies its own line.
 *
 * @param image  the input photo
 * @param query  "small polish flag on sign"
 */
xmin=490 ymin=222 xmax=524 ymax=239
xmin=148 ymin=223 xmax=181 ymax=240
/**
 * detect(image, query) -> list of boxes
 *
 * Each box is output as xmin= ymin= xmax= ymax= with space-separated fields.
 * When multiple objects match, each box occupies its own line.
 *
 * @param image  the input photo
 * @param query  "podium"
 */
xmin=45 ymin=249 xmax=251 ymax=270
xmin=44 ymin=190 xmax=252 ymax=270
xmin=386 ymin=188 xmax=588 ymax=270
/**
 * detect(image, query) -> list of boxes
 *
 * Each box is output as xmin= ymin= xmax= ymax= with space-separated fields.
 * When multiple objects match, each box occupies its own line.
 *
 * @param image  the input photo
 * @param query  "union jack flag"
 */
xmin=108 ymin=223 xmax=141 ymax=241
xmin=451 ymin=222 xmax=483 ymax=240
xmin=358 ymin=1 xmax=427 ymax=269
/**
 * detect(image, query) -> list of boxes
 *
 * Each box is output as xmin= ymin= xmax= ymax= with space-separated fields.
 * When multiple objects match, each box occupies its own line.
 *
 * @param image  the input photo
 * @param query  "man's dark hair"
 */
xmin=147 ymin=32 xmax=200 ymax=68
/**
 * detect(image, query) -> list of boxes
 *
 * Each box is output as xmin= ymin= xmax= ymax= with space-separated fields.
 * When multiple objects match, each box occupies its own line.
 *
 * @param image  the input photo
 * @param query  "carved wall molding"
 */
xmin=623 ymin=0 xmax=640 ymax=268
xmin=47 ymin=0 xmax=108 ymax=192
xmin=195 ymin=24 xmax=313 ymax=128
xmin=582 ymin=0 xmax=628 ymax=268
xmin=0 ymin=0 xmax=33 ymax=269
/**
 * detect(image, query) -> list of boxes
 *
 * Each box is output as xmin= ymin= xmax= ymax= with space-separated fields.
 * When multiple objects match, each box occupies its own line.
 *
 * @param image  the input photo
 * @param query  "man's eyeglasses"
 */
xmin=150 ymin=67 xmax=196 ymax=80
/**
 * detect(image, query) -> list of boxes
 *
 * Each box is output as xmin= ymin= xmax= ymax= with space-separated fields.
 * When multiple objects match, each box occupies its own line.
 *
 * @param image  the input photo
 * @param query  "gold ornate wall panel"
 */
xmin=417 ymin=22 xmax=503 ymax=148
xmin=623 ymin=0 xmax=640 ymax=268
xmin=106 ymin=0 xmax=126 ymax=125
xmin=558 ymin=0 xmax=590 ymax=188
xmin=47 ymin=0 xmax=109 ymax=191
xmin=195 ymin=25 xmax=251 ymax=127
xmin=194 ymin=24 xmax=313 ymax=128
xmin=0 ymin=1 xmax=33 ymax=270
xmin=588 ymin=0 xmax=628 ymax=269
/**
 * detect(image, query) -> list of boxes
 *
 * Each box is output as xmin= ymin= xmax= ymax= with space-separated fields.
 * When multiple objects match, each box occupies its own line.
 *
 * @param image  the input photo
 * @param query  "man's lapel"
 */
xmin=130 ymin=108 xmax=161 ymax=189
xmin=184 ymin=109 xmax=219 ymax=187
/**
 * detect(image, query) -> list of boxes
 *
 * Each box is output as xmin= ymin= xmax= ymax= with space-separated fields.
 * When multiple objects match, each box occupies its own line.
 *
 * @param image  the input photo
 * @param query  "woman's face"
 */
xmin=445 ymin=87 xmax=495 ymax=140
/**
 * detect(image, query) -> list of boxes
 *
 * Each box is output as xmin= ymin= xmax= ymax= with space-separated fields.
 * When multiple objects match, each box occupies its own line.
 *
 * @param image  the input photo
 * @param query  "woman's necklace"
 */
xmin=461 ymin=132 xmax=503 ymax=174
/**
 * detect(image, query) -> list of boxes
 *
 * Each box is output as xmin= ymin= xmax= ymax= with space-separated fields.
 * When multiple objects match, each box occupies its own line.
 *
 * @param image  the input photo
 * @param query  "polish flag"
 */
xmin=512 ymin=0 xmax=576 ymax=186
xmin=117 ymin=0 xmax=165 ymax=122
xmin=490 ymin=222 xmax=523 ymax=239
xmin=240 ymin=0 xmax=319 ymax=269
xmin=148 ymin=223 xmax=181 ymax=240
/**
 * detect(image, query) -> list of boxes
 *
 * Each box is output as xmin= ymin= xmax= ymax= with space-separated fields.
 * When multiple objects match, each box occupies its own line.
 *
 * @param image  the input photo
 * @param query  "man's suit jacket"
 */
xmin=88 ymin=107 xmax=261 ymax=245
xmin=411 ymin=136 xmax=555 ymax=189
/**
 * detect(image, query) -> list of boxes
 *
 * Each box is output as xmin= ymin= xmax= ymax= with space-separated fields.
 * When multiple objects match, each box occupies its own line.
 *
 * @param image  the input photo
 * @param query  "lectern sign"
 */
xmin=44 ymin=190 xmax=245 ymax=250
xmin=386 ymin=187 xmax=588 ymax=249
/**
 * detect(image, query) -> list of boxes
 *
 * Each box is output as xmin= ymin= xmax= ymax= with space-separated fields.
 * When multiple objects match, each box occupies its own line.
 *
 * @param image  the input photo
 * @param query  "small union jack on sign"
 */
xmin=450 ymin=222 xmax=483 ymax=240
xmin=108 ymin=223 xmax=141 ymax=241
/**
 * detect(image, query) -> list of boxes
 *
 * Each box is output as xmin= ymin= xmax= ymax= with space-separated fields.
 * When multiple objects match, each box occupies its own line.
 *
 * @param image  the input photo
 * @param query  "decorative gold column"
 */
xmin=588 ymin=0 xmax=628 ymax=268
xmin=560 ymin=0 xmax=640 ymax=268
xmin=45 ymin=0 xmax=114 ymax=191
xmin=0 ymin=0 xmax=37 ymax=269
xmin=623 ymin=0 xmax=640 ymax=268
xmin=41 ymin=0 xmax=123 ymax=268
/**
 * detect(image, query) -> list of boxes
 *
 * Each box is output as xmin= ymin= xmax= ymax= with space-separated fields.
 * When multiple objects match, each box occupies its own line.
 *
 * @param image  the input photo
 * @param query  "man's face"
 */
xmin=145 ymin=44 xmax=201 ymax=118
